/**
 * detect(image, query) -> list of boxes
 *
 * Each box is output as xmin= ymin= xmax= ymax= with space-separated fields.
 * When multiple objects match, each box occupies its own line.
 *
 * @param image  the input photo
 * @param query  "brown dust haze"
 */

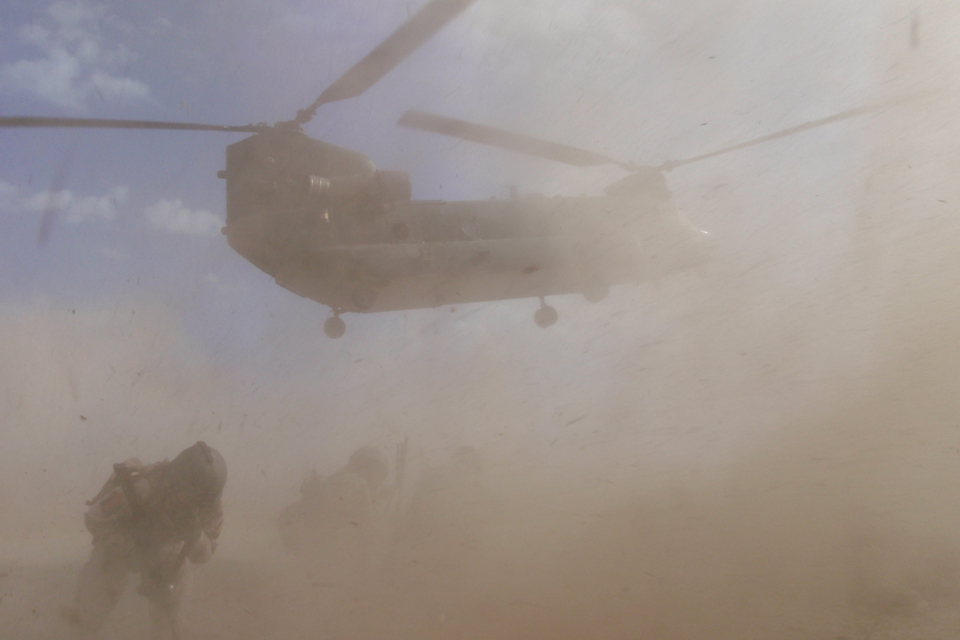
xmin=2 ymin=1 xmax=960 ymax=638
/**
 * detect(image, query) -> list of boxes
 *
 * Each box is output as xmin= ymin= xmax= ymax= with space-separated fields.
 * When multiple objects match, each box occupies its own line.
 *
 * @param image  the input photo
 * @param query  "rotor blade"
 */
xmin=295 ymin=0 xmax=478 ymax=125
xmin=398 ymin=110 xmax=637 ymax=171
xmin=0 ymin=116 xmax=263 ymax=133
xmin=661 ymin=101 xmax=893 ymax=171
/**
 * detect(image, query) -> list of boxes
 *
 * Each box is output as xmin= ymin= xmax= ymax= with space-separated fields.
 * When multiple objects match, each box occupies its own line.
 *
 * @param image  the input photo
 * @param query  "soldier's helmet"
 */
xmin=349 ymin=446 xmax=389 ymax=487
xmin=166 ymin=441 xmax=227 ymax=509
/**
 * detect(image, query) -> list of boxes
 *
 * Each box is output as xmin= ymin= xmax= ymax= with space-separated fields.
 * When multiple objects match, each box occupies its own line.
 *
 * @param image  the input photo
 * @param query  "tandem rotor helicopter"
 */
xmin=2 ymin=0 xmax=886 ymax=338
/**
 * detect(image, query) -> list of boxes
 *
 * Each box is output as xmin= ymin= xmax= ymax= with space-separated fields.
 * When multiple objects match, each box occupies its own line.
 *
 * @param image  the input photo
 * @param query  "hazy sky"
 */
xmin=0 ymin=0 xmax=937 ymax=537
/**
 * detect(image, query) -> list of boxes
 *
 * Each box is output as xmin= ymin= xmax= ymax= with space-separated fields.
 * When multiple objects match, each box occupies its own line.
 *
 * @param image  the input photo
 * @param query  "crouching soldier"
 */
xmin=63 ymin=441 xmax=227 ymax=639
xmin=278 ymin=446 xmax=389 ymax=557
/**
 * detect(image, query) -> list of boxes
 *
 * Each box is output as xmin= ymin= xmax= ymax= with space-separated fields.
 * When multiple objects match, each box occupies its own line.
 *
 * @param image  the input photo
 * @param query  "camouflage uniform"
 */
xmin=67 ymin=447 xmax=224 ymax=639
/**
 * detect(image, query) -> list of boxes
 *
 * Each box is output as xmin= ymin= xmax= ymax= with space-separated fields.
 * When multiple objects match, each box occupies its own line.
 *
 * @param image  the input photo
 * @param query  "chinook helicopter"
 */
xmin=1 ymin=0 xmax=887 ymax=338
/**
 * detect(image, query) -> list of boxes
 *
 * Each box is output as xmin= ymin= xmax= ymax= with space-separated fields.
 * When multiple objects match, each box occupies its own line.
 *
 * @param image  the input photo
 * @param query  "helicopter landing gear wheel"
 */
xmin=351 ymin=285 xmax=377 ymax=311
xmin=324 ymin=314 xmax=346 ymax=339
xmin=534 ymin=297 xmax=558 ymax=329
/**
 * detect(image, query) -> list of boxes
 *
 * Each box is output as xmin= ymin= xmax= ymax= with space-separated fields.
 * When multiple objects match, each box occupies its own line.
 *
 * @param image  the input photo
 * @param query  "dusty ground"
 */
xmin=3 ymin=537 xmax=958 ymax=640
xmin=4 ymin=467 xmax=960 ymax=640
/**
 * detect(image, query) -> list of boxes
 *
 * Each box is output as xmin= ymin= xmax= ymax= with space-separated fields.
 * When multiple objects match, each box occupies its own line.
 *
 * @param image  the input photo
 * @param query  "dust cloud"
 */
xmin=4 ymin=0 xmax=960 ymax=638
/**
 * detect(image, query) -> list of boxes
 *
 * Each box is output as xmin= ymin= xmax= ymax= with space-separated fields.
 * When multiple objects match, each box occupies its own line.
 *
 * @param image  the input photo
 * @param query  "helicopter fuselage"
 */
xmin=220 ymin=129 xmax=712 ymax=314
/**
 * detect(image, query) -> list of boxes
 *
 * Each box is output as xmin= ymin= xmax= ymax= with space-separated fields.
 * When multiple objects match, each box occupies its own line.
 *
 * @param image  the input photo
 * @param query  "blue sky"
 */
xmin=2 ymin=0 xmax=936 ymax=531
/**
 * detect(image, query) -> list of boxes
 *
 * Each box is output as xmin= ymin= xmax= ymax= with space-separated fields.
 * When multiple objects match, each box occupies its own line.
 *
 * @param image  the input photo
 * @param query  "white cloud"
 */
xmin=143 ymin=199 xmax=222 ymax=237
xmin=0 ymin=182 xmax=219 ymax=237
xmin=64 ymin=186 xmax=128 ymax=223
xmin=1 ymin=48 xmax=83 ymax=108
xmin=0 ymin=180 xmax=128 ymax=224
xmin=0 ymin=1 xmax=150 ymax=109
xmin=90 ymin=71 xmax=150 ymax=103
